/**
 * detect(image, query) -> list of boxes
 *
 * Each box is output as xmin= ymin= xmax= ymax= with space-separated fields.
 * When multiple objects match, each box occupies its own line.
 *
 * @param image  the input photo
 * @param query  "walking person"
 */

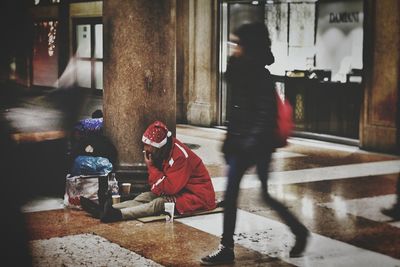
xmin=201 ymin=22 xmax=309 ymax=265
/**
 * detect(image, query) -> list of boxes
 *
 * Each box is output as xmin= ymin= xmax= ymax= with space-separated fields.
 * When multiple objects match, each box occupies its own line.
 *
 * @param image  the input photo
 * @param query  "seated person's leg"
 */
xmin=101 ymin=192 xmax=166 ymax=223
xmin=100 ymin=200 xmax=123 ymax=223
xmin=112 ymin=191 xmax=158 ymax=209
xmin=132 ymin=191 xmax=159 ymax=203
xmin=112 ymin=199 xmax=142 ymax=209
xmin=120 ymin=196 xmax=167 ymax=220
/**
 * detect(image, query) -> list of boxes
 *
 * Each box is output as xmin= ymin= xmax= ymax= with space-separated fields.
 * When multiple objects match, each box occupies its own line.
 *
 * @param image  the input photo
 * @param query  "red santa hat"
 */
xmin=142 ymin=121 xmax=172 ymax=148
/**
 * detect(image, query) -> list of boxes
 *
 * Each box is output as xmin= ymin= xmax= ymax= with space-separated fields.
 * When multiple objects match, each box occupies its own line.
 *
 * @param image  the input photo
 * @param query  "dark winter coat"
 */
xmin=223 ymin=56 xmax=277 ymax=156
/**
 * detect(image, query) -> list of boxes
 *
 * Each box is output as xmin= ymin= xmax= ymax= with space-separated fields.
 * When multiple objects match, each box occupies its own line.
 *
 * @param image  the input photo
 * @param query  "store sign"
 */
xmin=329 ymin=12 xmax=360 ymax=23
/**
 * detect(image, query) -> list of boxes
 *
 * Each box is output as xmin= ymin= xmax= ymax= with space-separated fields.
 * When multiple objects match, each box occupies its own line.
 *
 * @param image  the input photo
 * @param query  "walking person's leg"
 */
xmin=201 ymin=154 xmax=250 ymax=265
xmin=256 ymin=151 xmax=309 ymax=257
xmin=221 ymin=155 xmax=249 ymax=248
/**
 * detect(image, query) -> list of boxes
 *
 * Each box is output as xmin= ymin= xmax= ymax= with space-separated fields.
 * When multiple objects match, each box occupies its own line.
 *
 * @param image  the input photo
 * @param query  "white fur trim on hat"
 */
xmin=142 ymin=135 xmax=168 ymax=148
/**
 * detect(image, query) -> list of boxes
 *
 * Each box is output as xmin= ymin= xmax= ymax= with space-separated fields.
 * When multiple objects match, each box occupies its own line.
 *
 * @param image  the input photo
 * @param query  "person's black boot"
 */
xmin=80 ymin=196 xmax=101 ymax=219
xmin=381 ymin=204 xmax=400 ymax=220
xmin=290 ymin=228 xmax=310 ymax=258
xmin=100 ymin=199 xmax=122 ymax=223
xmin=201 ymin=244 xmax=234 ymax=265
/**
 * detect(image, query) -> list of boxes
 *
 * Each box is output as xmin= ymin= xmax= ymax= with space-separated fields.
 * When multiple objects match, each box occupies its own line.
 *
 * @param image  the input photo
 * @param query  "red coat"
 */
xmin=148 ymin=138 xmax=216 ymax=215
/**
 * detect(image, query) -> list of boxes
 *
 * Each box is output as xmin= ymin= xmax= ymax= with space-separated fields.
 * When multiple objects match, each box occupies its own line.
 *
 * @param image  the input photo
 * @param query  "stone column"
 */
xmin=186 ymin=0 xmax=218 ymax=126
xmin=176 ymin=0 xmax=189 ymax=123
xmin=360 ymin=0 xmax=399 ymax=153
xmin=103 ymin=1 xmax=176 ymax=177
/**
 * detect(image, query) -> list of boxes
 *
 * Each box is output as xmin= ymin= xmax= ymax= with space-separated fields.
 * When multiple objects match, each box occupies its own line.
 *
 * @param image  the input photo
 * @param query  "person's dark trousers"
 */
xmin=221 ymin=154 xmax=252 ymax=248
xmin=221 ymin=150 xmax=307 ymax=248
xmin=256 ymin=153 xmax=307 ymax=236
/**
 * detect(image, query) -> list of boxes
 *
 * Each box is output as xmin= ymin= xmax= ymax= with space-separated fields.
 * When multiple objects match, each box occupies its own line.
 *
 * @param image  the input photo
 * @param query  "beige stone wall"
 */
xmin=176 ymin=0 xmax=189 ymax=123
xmin=67 ymin=0 xmax=219 ymax=129
xmin=360 ymin=0 xmax=399 ymax=153
xmin=184 ymin=0 xmax=219 ymax=127
xmin=103 ymin=0 xmax=176 ymax=168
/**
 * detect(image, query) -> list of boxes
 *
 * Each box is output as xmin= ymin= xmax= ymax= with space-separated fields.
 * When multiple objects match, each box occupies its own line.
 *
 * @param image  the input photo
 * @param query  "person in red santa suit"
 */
xmin=100 ymin=121 xmax=217 ymax=223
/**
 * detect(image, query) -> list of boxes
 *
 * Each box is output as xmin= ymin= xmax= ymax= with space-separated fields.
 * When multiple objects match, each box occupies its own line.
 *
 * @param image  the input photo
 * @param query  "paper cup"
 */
xmin=112 ymin=195 xmax=121 ymax=204
xmin=164 ymin=202 xmax=175 ymax=222
xmin=121 ymin=183 xmax=131 ymax=195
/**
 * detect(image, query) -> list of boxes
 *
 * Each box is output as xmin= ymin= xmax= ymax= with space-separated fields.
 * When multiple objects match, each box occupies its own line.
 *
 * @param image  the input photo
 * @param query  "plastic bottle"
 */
xmin=108 ymin=173 xmax=119 ymax=195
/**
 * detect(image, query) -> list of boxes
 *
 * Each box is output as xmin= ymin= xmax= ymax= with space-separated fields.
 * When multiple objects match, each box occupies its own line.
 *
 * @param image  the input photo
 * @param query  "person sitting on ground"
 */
xmin=100 ymin=120 xmax=217 ymax=223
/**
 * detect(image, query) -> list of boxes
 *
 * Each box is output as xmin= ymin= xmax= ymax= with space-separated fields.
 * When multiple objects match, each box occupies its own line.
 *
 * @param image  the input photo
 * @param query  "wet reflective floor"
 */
xmin=23 ymin=125 xmax=400 ymax=266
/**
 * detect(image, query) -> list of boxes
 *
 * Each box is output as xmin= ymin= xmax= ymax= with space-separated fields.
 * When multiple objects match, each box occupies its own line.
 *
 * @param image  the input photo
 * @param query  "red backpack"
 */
xmin=274 ymin=92 xmax=294 ymax=148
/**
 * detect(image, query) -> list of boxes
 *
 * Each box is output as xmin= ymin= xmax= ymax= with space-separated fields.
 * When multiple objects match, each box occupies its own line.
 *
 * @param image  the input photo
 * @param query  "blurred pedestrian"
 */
xmin=201 ymin=22 xmax=309 ymax=265
xmin=0 ymin=124 xmax=32 ymax=266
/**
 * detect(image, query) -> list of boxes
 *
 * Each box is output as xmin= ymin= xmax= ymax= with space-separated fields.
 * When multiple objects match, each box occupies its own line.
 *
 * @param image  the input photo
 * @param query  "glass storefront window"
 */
xmin=288 ymin=3 xmax=316 ymax=71
xmin=76 ymin=60 xmax=91 ymax=88
xmin=94 ymin=61 xmax=103 ymax=90
xmin=265 ymin=3 xmax=289 ymax=75
xmin=74 ymin=18 xmax=103 ymax=90
xmin=95 ymin=24 xmax=103 ymax=59
xmin=76 ymin=25 xmax=91 ymax=58
xmin=218 ymin=0 xmax=364 ymax=138
xmin=220 ymin=1 xmax=307 ymax=124
xmin=316 ymin=0 xmax=364 ymax=82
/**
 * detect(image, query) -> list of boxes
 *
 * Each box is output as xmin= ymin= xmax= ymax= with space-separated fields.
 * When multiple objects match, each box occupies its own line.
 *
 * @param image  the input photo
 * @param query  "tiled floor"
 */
xmin=23 ymin=125 xmax=400 ymax=266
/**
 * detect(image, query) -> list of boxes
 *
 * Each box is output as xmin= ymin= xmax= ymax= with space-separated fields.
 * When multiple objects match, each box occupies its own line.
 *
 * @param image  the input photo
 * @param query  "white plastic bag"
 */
xmin=63 ymin=174 xmax=100 ymax=209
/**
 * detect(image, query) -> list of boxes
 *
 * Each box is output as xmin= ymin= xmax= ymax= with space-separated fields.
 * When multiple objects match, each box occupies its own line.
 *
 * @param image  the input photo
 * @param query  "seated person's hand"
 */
xmin=143 ymin=150 xmax=153 ymax=166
